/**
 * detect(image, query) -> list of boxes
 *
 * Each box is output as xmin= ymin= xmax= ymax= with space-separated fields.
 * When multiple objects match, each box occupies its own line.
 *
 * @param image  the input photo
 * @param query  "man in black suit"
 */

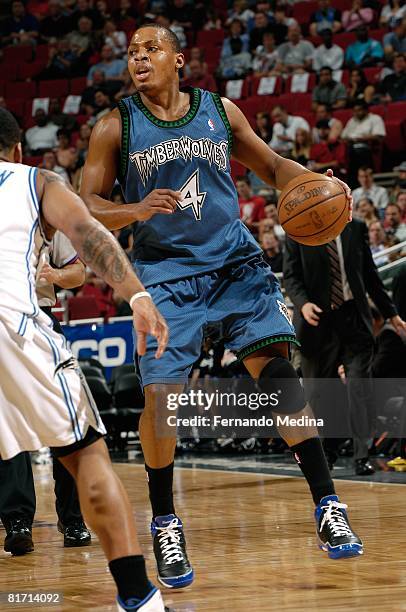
xmin=283 ymin=218 xmax=406 ymax=475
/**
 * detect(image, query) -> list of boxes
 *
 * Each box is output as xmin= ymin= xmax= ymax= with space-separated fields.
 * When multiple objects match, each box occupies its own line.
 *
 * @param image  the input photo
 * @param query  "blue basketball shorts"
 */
xmin=134 ymin=256 xmax=298 ymax=386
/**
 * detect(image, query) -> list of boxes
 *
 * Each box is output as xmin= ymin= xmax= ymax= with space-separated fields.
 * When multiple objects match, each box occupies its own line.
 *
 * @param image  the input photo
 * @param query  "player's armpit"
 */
xmin=221 ymin=97 xmax=310 ymax=191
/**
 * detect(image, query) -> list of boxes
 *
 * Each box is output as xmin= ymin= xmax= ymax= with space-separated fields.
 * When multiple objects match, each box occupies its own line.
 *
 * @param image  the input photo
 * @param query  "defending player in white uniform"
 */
xmin=0 ymin=108 xmax=169 ymax=612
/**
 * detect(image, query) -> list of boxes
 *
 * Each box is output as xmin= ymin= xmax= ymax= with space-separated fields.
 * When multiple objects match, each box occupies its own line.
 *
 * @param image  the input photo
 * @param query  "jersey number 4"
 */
xmin=177 ymin=170 xmax=207 ymax=221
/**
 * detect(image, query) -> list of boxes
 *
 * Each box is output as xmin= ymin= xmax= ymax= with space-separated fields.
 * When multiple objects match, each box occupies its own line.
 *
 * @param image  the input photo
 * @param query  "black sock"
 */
xmin=109 ymin=555 xmax=152 ymax=603
xmin=145 ymin=462 xmax=175 ymax=518
xmin=290 ymin=437 xmax=335 ymax=505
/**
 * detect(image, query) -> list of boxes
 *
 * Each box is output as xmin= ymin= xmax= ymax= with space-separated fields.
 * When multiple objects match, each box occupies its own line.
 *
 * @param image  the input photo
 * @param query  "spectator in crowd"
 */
xmin=309 ymin=119 xmax=347 ymax=175
xmin=67 ymin=16 xmax=96 ymax=64
xmin=356 ymin=197 xmax=380 ymax=225
xmin=48 ymin=97 xmax=76 ymax=132
xmin=271 ymin=5 xmax=297 ymax=45
xmin=168 ymin=0 xmax=194 ymax=30
xmin=155 ymin=13 xmax=187 ymax=49
xmin=39 ymin=0 xmax=72 ymax=41
xmin=383 ymin=17 xmax=406 ymax=56
xmin=183 ymin=47 xmax=208 ymax=78
xmin=312 ymin=103 xmax=343 ymax=142
xmin=378 ymin=53 xmax=406 ymax=101
xmin=254 ymin=111 xmax=273 ymax=143
xmin=269 ymin=105 xmax=310 ymax=156
xmin=103 ymin=19 xmax=127 ymax=58
xmin=392 ymin=262 xmax=406 ymax=320
xmin=368 ymin=221 xmax=390 ymax=265
xmin=342 ymin=0 xmax=374 ymax=32
xmin=114 ymin=69 xmax=137 ymax=101
xmin=276 ymin=24 xmax=314 ymax=74
xmin=252 ymin=32 xmax=279 ymax=75
xmin=81 ymin=69 xmax=108 ymax=112
xmin=113 ymin=0 xmax=137 ymax=30
xmin=236 ymin=176 xmax=266 ymax=235
xmin=309 ymin=0 xmax=341 ymax=37
xmin=54 ymin=129 xmax=78 ymax=173
xmin=346 ymin=67 xmax=375 ymax=105
xmin=352 ymin=166 xmax=390 ymax=214
xmin=227 ymin=0 xmax=255 ymax=27
xmin=341 ymin=100 xmax=386 ymax=180
xmin=345 ymin=25 xmax=384 ymax=68
xmin=38 ymin=39 xmax=78 ymax=80
xmin=203 ymin=8 xmax=223 ymax=31
xmin=87 ymin=44 xmax=126 ymax=86
xmin=312 ymin=28 xmax=344 ymax=72
xmin=69 ymin=0 xmax=103 ymax=30
xmin=291 ymin=128 xmax=313 ymax=166
xmin=393 ymin=161 xmax=406 ymax=198
xmin=380 ymin=0 xmax=406 ymax=29
xmin=95 ymin=0 xmax=112 ymax=24
xmin=40 ymin=150 xmax=70 ymax=182
xmin=396 ymin=190 xmax=406 ymax=219
xmin=182 ymin=59 xmax=217 ymax=91
xmin=25 ymin=109 xmax=59 ymax=155
xmin=88 ymin=89 xmax=113 ymax=125
xmin=312 ymin=66 xmax=347 ymax=110
xmin=218 ymin=35 xmax=252 ymax=79
xmin=221 ymin=19 xmax=250 ymax=60
xmin=74 ymin=122 xmax=92 ymax=170
xmin=1 ymin=0 xmax=39 ymax=45
xmin=249 ymin=11 xmax=272 ymax=53
xmin=261 ymin=232 xmax=283 ymax=272
xmin=259 ymin=202 xmax=285 ymax=242
xmin=384 ymin=203 xmax=406 ymax=241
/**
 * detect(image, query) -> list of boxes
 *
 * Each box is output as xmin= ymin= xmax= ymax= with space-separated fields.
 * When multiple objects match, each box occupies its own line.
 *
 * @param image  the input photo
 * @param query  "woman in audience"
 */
xmin=291 ymin=129 xmax=313 ymax=166
xmin=342 ymin=0 xmax=374 ymax=32
xmin=254 ymin=111 xmax=273 ymax=143
xmin=103 ymin=19 xmax=127 ymax=58
xmin=356 ymin=197 xmax=380 ymax=226
xmin=380 ymin=0 xmax=406 ymax=29
xmin=346 ymin=67 xmax=375 ymax=105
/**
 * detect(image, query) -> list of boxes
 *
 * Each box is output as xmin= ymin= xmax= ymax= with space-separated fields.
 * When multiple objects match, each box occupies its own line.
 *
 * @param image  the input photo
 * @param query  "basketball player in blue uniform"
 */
xmin=81 ymin=24 xmax=363 ymax=597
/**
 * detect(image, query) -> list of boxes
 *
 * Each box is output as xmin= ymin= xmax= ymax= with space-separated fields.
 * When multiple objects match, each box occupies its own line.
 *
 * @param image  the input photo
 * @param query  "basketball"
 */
xmin=278 ymin=173 xmax=348 ymax=246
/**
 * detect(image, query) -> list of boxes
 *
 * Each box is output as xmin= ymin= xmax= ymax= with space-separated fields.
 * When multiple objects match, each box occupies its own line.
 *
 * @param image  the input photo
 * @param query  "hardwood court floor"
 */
xmin=1 ymin=463 xmax=405 ymax=612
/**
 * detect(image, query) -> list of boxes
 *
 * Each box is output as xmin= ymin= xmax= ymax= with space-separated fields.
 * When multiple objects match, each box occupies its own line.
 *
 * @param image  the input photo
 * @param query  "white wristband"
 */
xmin=129 ymin=291 xmax=151 ymax=310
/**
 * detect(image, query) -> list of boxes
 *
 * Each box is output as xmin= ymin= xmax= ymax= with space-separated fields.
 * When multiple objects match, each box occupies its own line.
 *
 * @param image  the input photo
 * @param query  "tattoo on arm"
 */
xmin=39 ymin=168 xmax=74 ymax=191
xmin=75 ymin=222 xmax=131 ymax=283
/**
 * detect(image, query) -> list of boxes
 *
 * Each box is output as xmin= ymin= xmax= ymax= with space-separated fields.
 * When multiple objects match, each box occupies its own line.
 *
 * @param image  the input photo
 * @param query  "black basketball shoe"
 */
xmin=151 ymin=514 xmax=194 ymax=588
xmin=315 ymin=495 xmax=363 ymax=559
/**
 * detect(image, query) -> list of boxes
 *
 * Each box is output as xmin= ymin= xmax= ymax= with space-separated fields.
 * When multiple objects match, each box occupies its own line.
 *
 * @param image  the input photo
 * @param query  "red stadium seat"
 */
xmin=385 ymin=120 xmax=406 ymax=153
xmin=204 ymin=46 xmax=221 ymax=64
xmin=230 ymin=160 xmax=247 ymax=181
xmin=68 ymin=297 xmax=101 ymax=321
xmin=273 ymin=93 xmax=296 ymax=113
xmin=291 ymin=93 xmax=313 ymax=113
xmin=3 ymin=45 xmax=33 ymax=63
xmin=332 ymin=108 xmax=353 ymax=124
xmin=35 ymin=44 xmax=51 ymax=62
xmin=334 ymin=31 xmax=357 ymax=50
xmin=5 ymin=98 xmax=25 ymax=119
xmin=292 ymin=1 xmax=319 ymax=25
xmin=18 ymin=61 xmax=45 ymax=80
xmin=38 ymin=79 xmax=69 ymax=98
xmin=6 ymin=81 xmax=37 ymax=100
xmin=333 ymin=0 xmax=352 ymax=10
xmin=22 ymin=155 xmax=43 ymax=167
xmin=0 ymin=61 xmax=18 ymax=82
xmin=0 ymin=80 xmax=5 ymax=96
xmin=286 ymin=73 xmax=316 ymax=93
xmin=387 ymin=101 xmax=406 ymax=121
xmin=250 ymin=75 xmax=283 ymax=96
xmin=369 ymin=29 xmax=386 ymax=42
xmin=196 ymin=29 xmax=225 ymax=48
xmin=363 ymin=66 xmax=383 ymax=84
xmin=235 ymin=96 xmax=271 ymax=123
xmin=369 ymin=104 xmax=386 ymax=118
xmin=69 ymin=77 xmax=87 ymax=95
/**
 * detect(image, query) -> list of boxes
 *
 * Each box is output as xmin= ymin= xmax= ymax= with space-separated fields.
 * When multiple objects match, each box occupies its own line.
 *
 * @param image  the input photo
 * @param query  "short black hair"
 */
xmin=136 ymin=23 xmax=181 ymax=53
xmin=0 ymin=108 xmax=21 ymax=152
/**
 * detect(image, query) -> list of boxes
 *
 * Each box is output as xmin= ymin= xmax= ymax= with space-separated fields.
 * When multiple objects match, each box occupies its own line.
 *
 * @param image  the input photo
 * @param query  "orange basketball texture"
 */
xmin=277 ymin=173 xmax=348 ymax=246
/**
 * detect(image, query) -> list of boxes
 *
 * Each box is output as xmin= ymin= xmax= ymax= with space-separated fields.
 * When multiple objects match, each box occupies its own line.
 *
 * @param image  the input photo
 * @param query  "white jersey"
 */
xmin=0 ymin=162 xmax=43 ymax=322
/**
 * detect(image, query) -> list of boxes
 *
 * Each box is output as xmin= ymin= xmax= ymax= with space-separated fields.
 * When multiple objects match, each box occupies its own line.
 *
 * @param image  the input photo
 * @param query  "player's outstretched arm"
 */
xmin=80 ymin=109 xmax=180 ymax=230
xmin=222 ymin=98 xmax=311 ymax=190
xmin=37 ymin=169 xmax=168 ymax=357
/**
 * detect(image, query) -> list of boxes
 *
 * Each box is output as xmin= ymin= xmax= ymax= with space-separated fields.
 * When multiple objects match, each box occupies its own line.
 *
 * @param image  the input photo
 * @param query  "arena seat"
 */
xmin=292 ymin=1 xmax=319 ymax=25
xmin=333 ymin=0 xmax=352 ymax=10
xmin=196 ymin=29 xmax=225 ymax=48
xmin=22 ymin=155 xmax=42 ymax=167
xmin=3 ymin=45 xmax=33 ymax=63
xmin=69 ymin=77 xmax=87 ymax=95
xmin=0 ymin=81 xmax=5 ymax=96
xmin=250 ymin=75 xmax=283 ymax=97
xmin=387 ymin=101 xmax=406 ymax=121
xmin=34 ymin=44 xmax=50 ymax=63
xmin=68 ymin=296 xmax=101 ymax=320
xmin=363 ymin=66 xmax=383 ymax=84
xmin=334 ymin=31 xmax=357 ymax=49
xmin=332 ymin=108 xmax=353 ymax=124
xmin=369 ymin=28 xmax=386 ymax=42
xmin=385 ymin=120 xmax=406 ymax=153
xmin=38 ymin=79 xmax=69 ymax=98
xmin=0 ymin=61 xmax=18 ymax=82
xmin=236 ymin=95 xmax=271 ymax=118
xmin=230 ymin=160 xmax=247 ymax=180
xmin=290 ymin=92 xmax=313 ymax=113
xmin=370 ymin=104 xmax=386 ymax=118
xmin=18 ymin=61 xmax=46 ymax=80
xmin=286 ymin=73 xmax=316 ymax=94
xmin=6 ymin=81 xmax=37 ymax=100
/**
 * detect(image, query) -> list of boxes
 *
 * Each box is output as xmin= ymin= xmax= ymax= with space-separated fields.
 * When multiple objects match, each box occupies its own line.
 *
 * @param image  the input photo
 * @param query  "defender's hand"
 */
xmin=132 ymin=297 xmax=169 ymax=359
xmin=325 ymin=168 xmax=353 ymax=222
xmin=301 ymin=302 xmax=323 ymax=327
xmin=131 ymin=189 xmax=182 ymax=222
xmin=38 ymin=262 xmax=60 ymax=285
xmin=390 ymin=315 xmax=406 ymax=336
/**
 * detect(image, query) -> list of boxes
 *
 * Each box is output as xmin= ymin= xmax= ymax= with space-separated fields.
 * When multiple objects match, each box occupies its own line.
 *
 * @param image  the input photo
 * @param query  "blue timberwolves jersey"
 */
xmin=117 ymin=87 xmax=261 ymax=287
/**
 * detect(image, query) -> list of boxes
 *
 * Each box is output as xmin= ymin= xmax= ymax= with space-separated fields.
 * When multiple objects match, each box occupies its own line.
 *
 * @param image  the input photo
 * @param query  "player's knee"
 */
xmin=258 ymin=356 xmax=305 ymax=415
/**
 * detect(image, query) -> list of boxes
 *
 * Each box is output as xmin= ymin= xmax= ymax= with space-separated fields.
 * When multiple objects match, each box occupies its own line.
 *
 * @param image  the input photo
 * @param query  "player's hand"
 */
xmin=132 ymin=297 xmax=169 ymax=359
xmin=325 ymin=169 xmax=353 ymax=222
xmin=38 ymin=262 xmax=60 ymax=285
xmin=131 ymin=189 xmax=182 ymax=222
xmin=301 ymin=302 xmax=323 ymax=326
xmin=390 ymin=315 xmax=406 ymax=336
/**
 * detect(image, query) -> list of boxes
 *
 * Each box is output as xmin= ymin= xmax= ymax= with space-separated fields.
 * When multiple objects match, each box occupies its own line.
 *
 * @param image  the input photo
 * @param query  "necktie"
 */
xmin=326 ymin=239 xmax=344 ymax=309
